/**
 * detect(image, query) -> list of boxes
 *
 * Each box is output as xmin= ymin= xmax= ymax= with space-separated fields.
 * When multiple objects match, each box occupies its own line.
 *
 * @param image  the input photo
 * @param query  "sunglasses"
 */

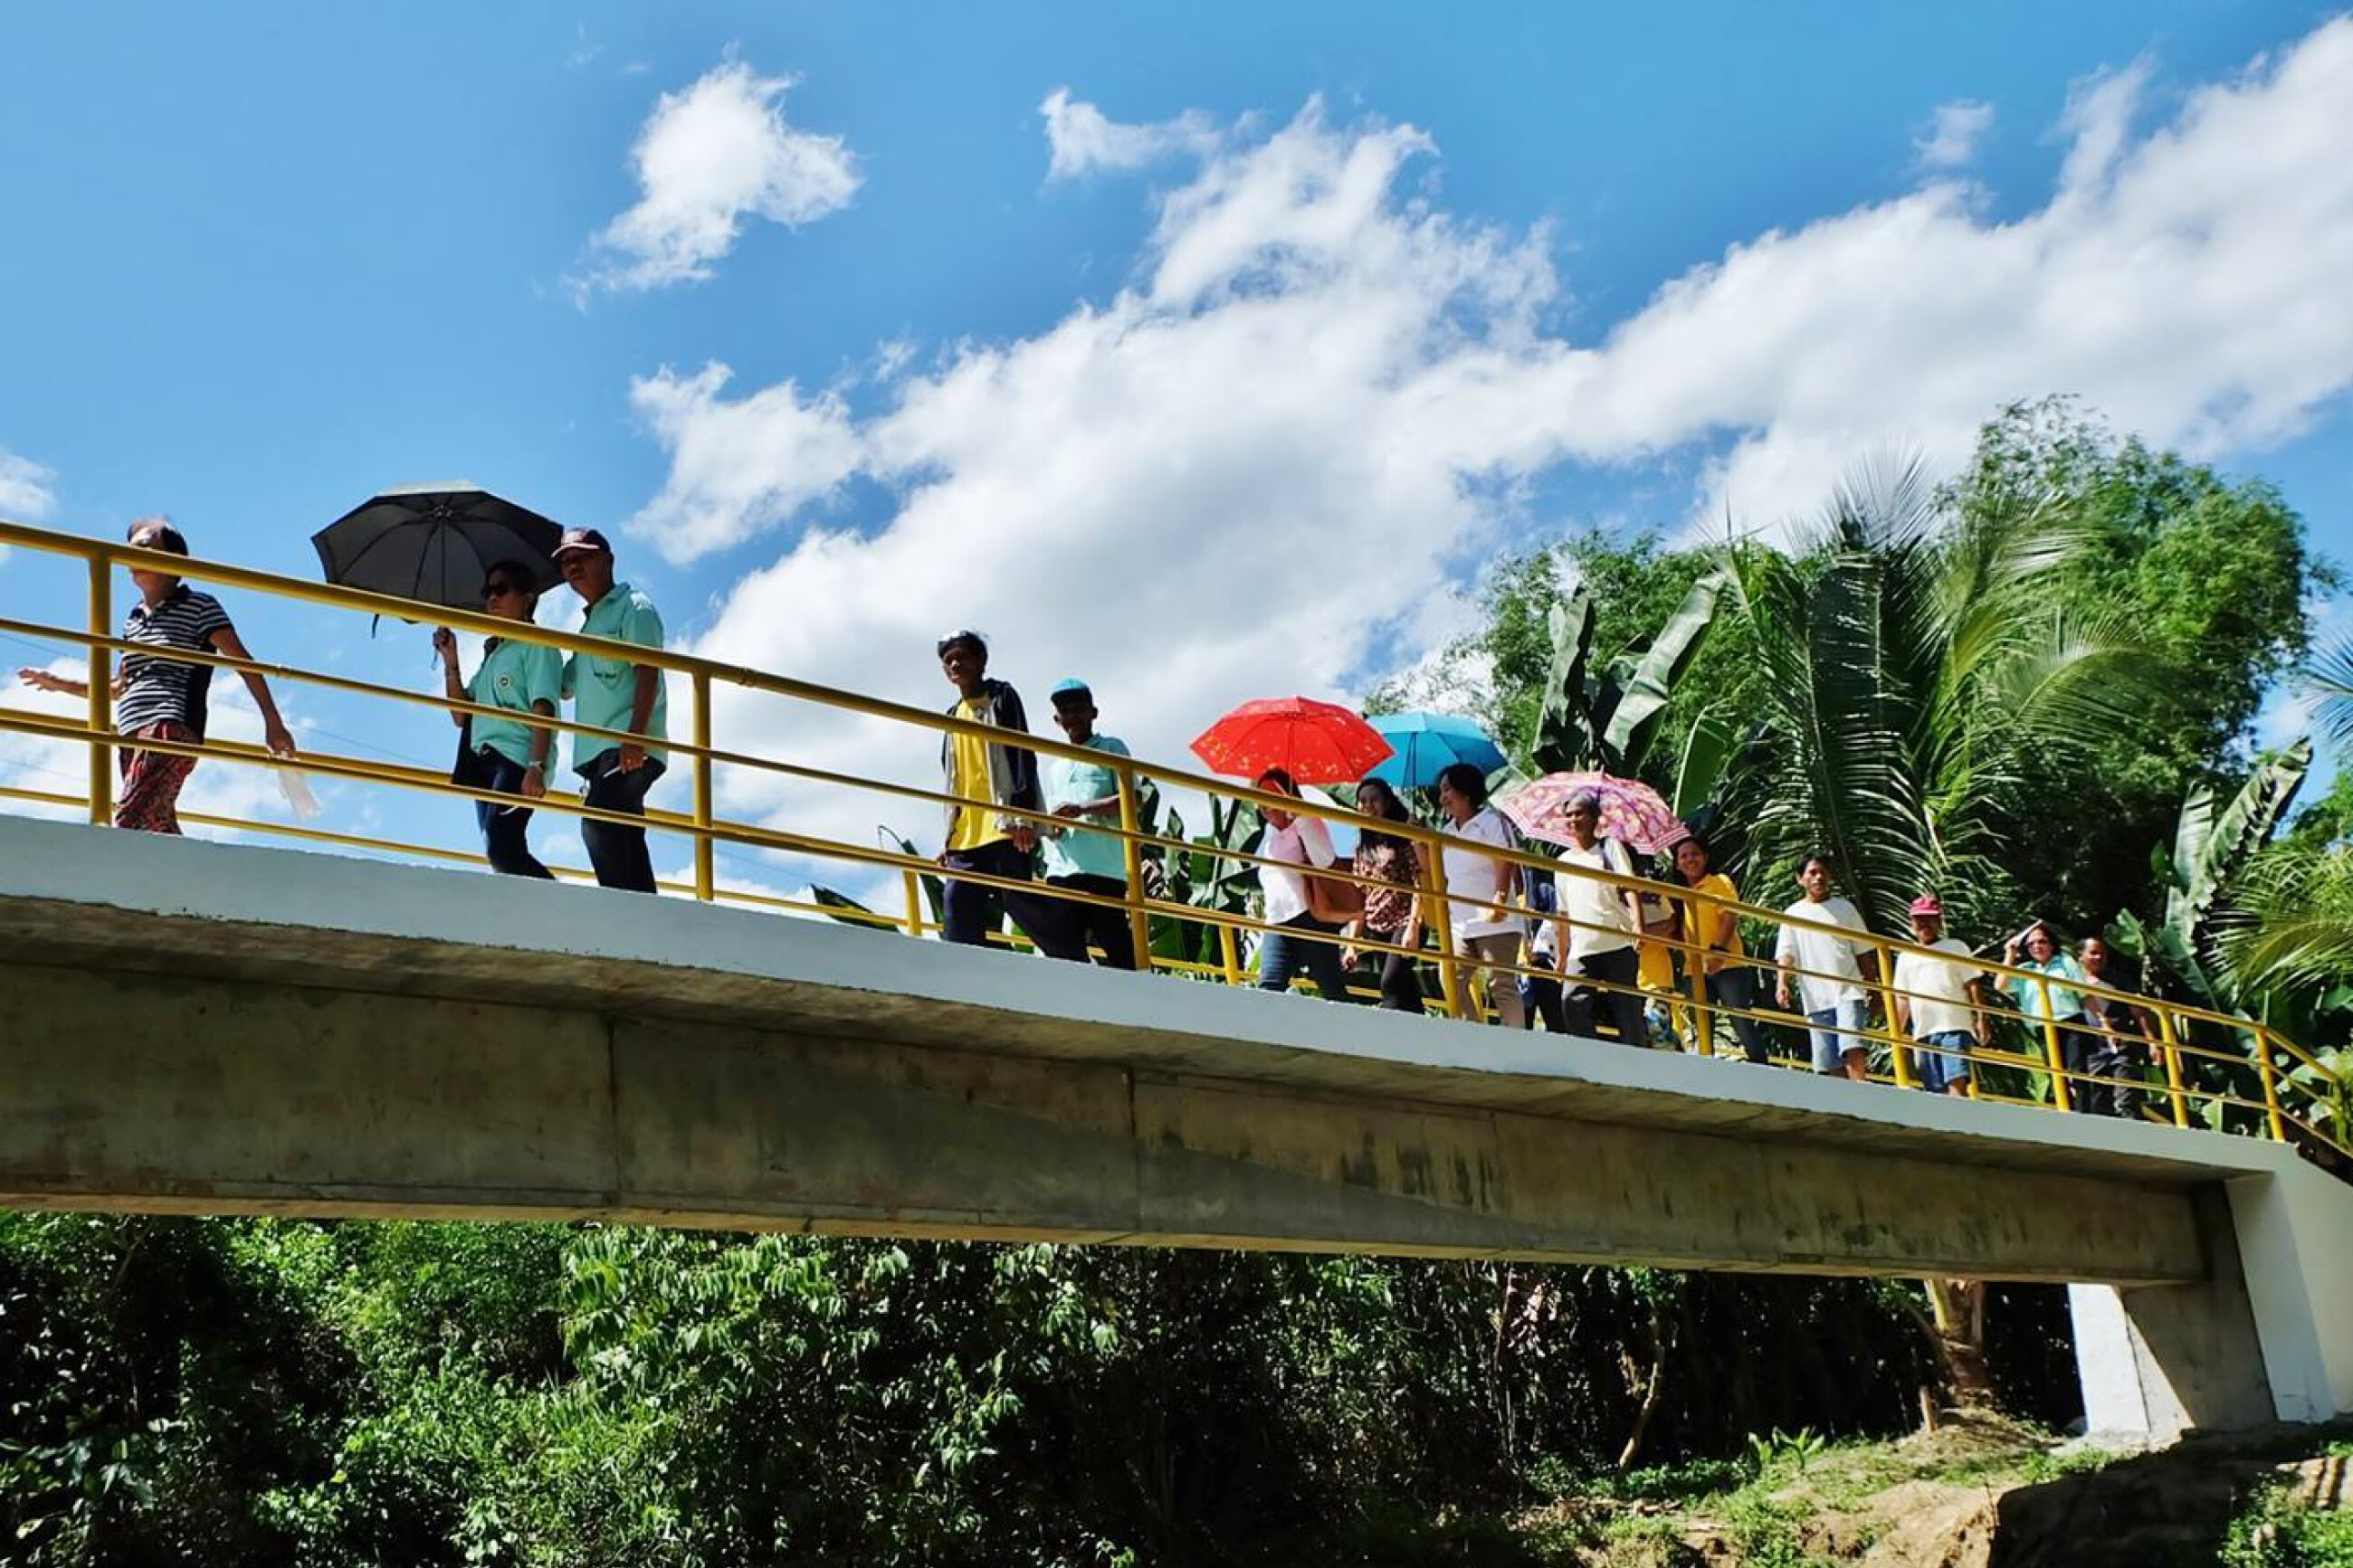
xmin=482 ymin=580 xmax=523 ymax=599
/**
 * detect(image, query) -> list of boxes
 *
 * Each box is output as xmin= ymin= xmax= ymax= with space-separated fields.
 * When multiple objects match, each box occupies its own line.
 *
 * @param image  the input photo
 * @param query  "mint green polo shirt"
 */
xmin=1040 ymin=734 xmax=1133 ymax=882
xmin=562 ymin=583 xmax=668 ymax=774
xmin=2008 ymin=954 xmax=2086 ymax=1022
xmin=467 ymin=635 xmax=563 ymax=770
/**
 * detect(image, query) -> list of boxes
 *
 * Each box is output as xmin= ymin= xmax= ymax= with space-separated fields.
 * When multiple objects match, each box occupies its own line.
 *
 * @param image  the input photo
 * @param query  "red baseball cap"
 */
xmin=1909 ymin=894 xmax=1944 ymax=918
xmin=552 ymin=527 xmax=613 ymax=557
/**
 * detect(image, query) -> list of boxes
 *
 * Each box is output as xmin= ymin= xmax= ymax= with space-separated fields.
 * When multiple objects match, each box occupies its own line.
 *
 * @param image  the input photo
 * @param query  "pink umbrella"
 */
xmin=1498 ymin=772 xmax=1689 ymax=854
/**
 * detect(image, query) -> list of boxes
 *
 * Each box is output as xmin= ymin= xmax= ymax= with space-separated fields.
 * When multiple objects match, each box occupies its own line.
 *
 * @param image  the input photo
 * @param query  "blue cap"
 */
xmin=1049 ymin=678 xmax=1092 ymax=698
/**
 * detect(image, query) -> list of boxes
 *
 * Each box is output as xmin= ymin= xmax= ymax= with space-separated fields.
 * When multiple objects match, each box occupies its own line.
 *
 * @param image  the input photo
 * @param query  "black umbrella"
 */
xmin=311 ymin=484 xmax=566 ymax=613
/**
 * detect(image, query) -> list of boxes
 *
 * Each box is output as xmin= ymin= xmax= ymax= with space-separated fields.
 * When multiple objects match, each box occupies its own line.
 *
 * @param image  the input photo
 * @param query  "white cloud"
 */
xmin=1914 ymin=98 xmax=1995 ymax=169
xmin=624 ymin=19 xmax=2353 ymax=863
xmin=581 ymin=59 xmax=860 ymax=294
xmin=624 ymin=363 xmax=862 ymax=563
xmin=1040 ymin=88 xmax=1220 ymax=179
xmin=0 ymin=447 xmax=58 ymax=521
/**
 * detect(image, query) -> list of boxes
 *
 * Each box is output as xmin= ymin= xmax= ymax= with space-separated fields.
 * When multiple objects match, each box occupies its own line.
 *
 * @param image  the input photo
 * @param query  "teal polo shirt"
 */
xmin=2008 ymin=954 xmax=2086 ymax=1021
xmin=1040 ymin=734 xmax=1133 ymax=882
xmin=467 ymin=635 xmax=563 ymax=769
xmin=563 ymin=583 xmax=669 ymax=774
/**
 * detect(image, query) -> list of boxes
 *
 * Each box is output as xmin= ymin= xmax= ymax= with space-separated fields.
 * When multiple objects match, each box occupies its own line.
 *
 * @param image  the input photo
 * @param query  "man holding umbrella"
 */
xmin=554 ymin=527 xmax=667 ymax=894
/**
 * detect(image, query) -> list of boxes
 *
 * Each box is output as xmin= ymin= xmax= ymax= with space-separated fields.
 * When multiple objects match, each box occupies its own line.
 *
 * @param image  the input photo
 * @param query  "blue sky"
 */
xmin=4 ymin=3 xmax=2352 ymax=904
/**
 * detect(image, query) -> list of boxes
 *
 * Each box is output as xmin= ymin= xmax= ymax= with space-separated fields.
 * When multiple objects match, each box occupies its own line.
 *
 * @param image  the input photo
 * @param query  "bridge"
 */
xmin=3 ymin=516 xmax=2351 ymax=1446
xmin=5 ymin=813 xmax=2350 ymax=1445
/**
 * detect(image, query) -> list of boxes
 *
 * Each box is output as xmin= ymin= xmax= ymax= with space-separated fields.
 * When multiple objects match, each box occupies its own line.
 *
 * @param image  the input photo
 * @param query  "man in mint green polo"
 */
xmin=1041 ymin=679 xmax=1138 ymax=969
xmin=555 ymin=527 xmax=668 ymax=893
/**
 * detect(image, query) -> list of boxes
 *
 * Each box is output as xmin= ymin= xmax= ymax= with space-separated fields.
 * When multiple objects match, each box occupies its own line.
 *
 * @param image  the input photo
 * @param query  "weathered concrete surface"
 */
xmin=0 ymin=962 xmax=2202 ymax=1279
xmin=4 ymin=814 xmax=2351 ymax=1430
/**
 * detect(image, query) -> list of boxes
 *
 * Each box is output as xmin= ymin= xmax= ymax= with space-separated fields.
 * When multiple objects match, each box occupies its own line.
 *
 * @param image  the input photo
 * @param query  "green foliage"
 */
xmin=0 ymin=1219 xmax=1980 ymax=1567
xmin=2224 ymin=1478 xmax=2353 ymax=1568
xmin=1744 ymin=1427 xmax=1827 ymax=1474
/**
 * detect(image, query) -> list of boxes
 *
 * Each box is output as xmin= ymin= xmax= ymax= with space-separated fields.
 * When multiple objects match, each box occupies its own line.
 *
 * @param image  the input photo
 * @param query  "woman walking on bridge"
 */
xmin=16 ymin=518 xmax=297 ymax=833
xmin=432 ymin=560 xmax=560 ymax=879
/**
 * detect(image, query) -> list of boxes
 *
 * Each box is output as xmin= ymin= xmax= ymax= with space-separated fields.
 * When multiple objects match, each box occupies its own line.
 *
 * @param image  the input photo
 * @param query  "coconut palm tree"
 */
xmin=1715 ymin=456 xmax=2160 ymax=936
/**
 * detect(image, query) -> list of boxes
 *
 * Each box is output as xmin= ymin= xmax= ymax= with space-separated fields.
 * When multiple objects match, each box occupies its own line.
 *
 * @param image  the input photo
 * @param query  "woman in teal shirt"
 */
xmin=2004 ymin=920 xmax=2093 ymax=1112
xmin=433 ymin=561 xmax=562 ymax=879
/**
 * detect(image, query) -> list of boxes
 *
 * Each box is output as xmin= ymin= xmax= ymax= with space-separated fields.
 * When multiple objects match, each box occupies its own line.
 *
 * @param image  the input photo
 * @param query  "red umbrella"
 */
xmin=1190 ymin=696 xmax=1395 ymax=784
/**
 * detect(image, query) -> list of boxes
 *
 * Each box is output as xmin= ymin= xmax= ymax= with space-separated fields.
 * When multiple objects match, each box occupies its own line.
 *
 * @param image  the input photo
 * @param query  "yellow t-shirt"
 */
xmin=946 ymin=697 xmax=1005 ymax=852
xmin=1678 ymin=871 xmax=1748 ymax=957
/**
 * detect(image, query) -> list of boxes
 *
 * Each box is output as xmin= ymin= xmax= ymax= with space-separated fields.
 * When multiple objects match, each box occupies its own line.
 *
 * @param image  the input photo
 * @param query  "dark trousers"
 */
xmin=1565 ymin=945 xmax=1649 ymax=1047
xmin=1363 ymin=927 xmax=1424 ymax=1012
xmin=1522 ymin=970 xmax=1566 ymax=1031
xmin=943 ymin=839 xmax=1087 ymax=959
xmin=1259 ymin=915 xmax=1358 ymax=1003
xmin=579 ymin=753 xmax=663 ymax=894
xmin=1046 ymin=873 xmax=1137 ymax=970
xmin=474 ymin=751 xmax=554 ymax=879
xmin=2062 ymin=1018 xmax=2144 ymax=1118
xmin=1706 ymin=965 xmax=1770 ymax=1064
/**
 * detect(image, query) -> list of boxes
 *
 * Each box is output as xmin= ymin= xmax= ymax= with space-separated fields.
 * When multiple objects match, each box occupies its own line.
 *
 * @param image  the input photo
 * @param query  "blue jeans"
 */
xmin=1911 ymin=1029 xmax=1974 ymax=1093
xmin=473 ymin=750 xmax=553 ymax=879
xmin=1258 ymin=915 xmax=1358 ymax=1003
xmin=1807 ymin=1000 xmax=1869 ymax=1073
xmin=579 ymin=752 xmax=664 ymax=893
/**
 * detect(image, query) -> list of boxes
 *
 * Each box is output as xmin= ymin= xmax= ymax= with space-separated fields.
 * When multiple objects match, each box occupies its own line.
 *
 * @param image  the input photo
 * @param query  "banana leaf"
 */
xmin=1602 ymin=566 xmax=1728 ymax=774
xmin=1531 ymin=589 xmax=1599 ymax=775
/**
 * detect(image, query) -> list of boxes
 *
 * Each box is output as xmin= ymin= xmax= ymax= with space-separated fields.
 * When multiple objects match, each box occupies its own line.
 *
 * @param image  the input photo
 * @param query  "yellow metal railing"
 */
xmin=0 ymin=516 xmax=2346 ymax=1164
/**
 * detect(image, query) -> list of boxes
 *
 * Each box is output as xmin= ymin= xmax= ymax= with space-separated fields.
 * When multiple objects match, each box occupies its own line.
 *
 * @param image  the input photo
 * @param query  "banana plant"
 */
xmin=1530 ymin=566 xmax=1729 ymax=783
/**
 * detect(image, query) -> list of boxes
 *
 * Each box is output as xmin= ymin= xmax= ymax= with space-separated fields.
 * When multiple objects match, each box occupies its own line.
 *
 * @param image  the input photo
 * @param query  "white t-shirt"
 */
xmin=1775 ymin=896 xmax=1872 ymax=1013
xmin=1894 ymin=936 xmax=1982 ymax=1039
xmin=1556 ymin=839 xmax=1637 ymax=960
xmin=1442 ymin=806 xmax=1521 ymax=939
xmin=1260 ymin=813 xmax=1336 ymax=927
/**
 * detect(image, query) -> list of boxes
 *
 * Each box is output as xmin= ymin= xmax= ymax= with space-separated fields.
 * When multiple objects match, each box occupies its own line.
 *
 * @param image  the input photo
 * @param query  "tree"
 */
xmin=1718 ymin=455 xmax=2158 ymax=936
xmin=1957 ymin=398 xmax=2335 ymax=926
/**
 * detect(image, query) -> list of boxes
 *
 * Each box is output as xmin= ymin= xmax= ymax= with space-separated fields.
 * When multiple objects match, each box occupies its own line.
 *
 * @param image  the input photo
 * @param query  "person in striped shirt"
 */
xmin=15 ymin=518 xmax=296 ymax=833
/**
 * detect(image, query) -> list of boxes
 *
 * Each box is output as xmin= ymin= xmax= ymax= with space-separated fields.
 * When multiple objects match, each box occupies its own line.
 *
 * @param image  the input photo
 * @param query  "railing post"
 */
xmin=1687 ymin=930 xmax=1714 ymax=1057
xmin=1218 ymin=922 xmax=1243 ymax=988
xmin=902 ymin=869 xmax=929 ymax=937
xmin=1419 ymin=831 xmax=1469 ymax=1019
xmin=86 ymin=556 xmax=111 ymax=825
xmin=2156 ymin=1006 xmax=2190 ymax=1128
xmin=690 ymin=673 xmax=714 ymax=901
xmin=2036 ymin=974 xmax=2072 ymax=1112
xmin=2255 ymin=1028 xmax=2290 ymax=1144
xmin=1880 ymin=936 xmax=1915 ymax=1090
xmin=1114 ymin=766 xmax=1153 ymax=976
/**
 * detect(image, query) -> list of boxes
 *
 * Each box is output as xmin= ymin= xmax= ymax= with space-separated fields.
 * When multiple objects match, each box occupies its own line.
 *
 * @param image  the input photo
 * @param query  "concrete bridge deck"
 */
xmin=2 ymin=813 xmax=2348 ymax=1438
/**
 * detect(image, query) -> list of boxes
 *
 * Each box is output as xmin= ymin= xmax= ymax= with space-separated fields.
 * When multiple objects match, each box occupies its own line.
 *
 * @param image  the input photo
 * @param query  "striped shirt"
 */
xmin=115 ymin=586 xmax=232 ymax=738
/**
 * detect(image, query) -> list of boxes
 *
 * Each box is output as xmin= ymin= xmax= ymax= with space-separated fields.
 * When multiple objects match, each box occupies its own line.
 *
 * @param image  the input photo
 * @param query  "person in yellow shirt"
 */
xmin=1672 ymin=834 xmax=1769 ymax=1063
xmin=935 ymin=631 xmax=1083 ymax=959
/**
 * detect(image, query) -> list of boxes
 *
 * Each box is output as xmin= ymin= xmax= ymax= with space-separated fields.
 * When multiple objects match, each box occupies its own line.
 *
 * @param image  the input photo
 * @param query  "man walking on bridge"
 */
xmin=1041 ymin=677 xmax=1138 ymax=970
xmin=936 ymin=632 xmax=1082 ymax=960
xmin=555 ymin=527 xmax=667 ymax=894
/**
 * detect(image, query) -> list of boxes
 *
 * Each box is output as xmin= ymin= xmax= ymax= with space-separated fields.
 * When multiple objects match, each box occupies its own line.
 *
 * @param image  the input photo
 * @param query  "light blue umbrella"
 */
xmin=1362 ymin=710 xmax=1508 ymax=789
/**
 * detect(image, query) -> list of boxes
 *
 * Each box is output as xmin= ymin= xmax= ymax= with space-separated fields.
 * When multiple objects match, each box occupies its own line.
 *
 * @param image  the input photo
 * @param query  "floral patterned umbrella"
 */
xmin=1497 ymin=771 xmax=1689 ymax=854
xmin=1189 ymin=696 xmax=1394 ymax=785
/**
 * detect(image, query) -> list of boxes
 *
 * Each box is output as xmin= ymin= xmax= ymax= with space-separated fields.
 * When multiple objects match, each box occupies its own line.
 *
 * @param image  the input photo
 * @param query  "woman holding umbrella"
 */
xmin=1252 ymin=768 xmax=1360 ymax=1003
xmin=431 ymin=560 xmax=560 ymax=879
